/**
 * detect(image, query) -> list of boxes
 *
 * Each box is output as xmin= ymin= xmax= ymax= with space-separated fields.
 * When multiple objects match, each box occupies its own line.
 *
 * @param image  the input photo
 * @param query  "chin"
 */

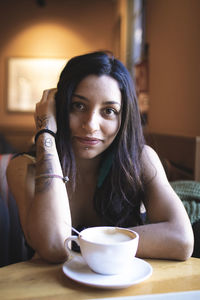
xmin=74 ymin=149 xmax=100 ymax=160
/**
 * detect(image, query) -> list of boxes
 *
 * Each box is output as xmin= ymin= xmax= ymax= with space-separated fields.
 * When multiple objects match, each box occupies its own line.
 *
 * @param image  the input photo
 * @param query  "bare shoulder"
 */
xmin=7 ymin=154 xmax=35 ymax=181
xmin=141 ymin=145 xmax=168 ymax=184
xmin=141 ymin=144 xmax=161 ymax=162
xmin=7 ymin=154 xmax=35 ymax=204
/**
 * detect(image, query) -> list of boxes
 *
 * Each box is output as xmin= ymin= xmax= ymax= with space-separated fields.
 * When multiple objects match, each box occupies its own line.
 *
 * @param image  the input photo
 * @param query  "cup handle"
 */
xmin=64 ymin=235 xmax=80 ymax=258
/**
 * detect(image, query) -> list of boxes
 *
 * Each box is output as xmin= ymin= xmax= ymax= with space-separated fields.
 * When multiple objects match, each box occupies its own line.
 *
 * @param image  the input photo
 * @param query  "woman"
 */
xmin=7 ymin=51 xmax=194 ymax=263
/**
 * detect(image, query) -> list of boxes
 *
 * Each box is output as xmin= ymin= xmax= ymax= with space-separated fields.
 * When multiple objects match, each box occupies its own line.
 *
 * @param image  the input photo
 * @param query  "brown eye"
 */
xmin=105 ymin=108 xmax=114 ymax=114
xmin=104 ymin=107 xmax=118 ymax=116
xmin=71 ymin=102 xmax=85 ymax=111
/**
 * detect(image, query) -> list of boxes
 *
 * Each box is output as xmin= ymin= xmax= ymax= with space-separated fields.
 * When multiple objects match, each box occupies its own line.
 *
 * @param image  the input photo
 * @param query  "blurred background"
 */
xmin=0 ymin=0 xmax=199 ymax=181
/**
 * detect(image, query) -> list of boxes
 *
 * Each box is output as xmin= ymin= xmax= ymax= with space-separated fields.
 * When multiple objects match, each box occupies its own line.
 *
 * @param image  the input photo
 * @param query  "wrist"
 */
xmin=35 ymin=129 xmax=56 ymax=144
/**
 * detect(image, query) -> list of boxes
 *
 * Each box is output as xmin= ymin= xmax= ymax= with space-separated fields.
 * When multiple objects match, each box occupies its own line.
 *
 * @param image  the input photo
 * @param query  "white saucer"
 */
xmin=62 ymin=255 xmax=152 ymax=289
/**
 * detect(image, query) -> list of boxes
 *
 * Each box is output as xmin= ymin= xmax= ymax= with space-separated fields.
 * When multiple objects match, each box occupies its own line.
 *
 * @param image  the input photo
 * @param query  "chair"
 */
xmin=170 ymin=180 xmax=200 ymax=258
xmin=0 ymin=154 xmax=33 ymax=267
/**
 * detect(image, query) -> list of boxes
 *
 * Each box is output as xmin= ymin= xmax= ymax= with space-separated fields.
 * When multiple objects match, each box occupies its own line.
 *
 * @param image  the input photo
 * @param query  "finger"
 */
xmin=40 ymin=89 xmax=50 ymax=103
xmin=47 ymin=88 xmax=57 ymax=100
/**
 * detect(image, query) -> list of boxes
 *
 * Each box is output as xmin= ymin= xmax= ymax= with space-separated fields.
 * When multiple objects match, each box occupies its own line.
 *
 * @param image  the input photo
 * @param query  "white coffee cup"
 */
xmin=64 ymin=226 xmax=139 ymax=275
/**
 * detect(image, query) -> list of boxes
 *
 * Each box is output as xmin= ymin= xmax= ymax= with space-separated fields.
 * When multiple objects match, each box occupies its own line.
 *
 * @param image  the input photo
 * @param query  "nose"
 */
xmin=82 ymin=111 xmax=100 ymax=133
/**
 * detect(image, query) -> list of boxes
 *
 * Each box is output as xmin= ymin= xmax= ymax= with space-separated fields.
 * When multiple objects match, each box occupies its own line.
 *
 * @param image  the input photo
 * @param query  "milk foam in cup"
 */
xmin=64 ymin=226 xmax=139 ymax=275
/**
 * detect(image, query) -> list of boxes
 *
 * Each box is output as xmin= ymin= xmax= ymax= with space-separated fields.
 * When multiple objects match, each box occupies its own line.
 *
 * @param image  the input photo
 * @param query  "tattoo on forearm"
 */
xmin=35 ymin=176 xmax=53 ymax=193
xmin=36 ymin=115 xmax=50 ymax=129
xmin=35 ymin=153 xmax=54 ymax=193
xmin=36 ymin=153 xmax=54 ymax=174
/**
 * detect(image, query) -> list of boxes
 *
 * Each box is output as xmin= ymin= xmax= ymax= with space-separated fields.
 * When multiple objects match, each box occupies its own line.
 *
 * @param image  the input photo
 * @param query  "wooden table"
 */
xmin=0 ymin=257 xmax=200 ymax=300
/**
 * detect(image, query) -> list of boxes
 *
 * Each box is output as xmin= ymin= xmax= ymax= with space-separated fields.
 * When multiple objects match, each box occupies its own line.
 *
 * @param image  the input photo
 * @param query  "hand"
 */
xmin=34 ymin=89 xmax=57 ymax=133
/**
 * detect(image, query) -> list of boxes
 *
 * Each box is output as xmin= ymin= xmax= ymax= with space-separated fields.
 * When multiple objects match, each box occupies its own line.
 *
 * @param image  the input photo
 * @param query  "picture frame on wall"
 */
xmin=6 ymin=57 xmax=67 ymax=112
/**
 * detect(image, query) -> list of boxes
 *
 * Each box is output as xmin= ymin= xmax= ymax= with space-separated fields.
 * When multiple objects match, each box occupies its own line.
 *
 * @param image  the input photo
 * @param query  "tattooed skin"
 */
xmin=35 ymin=137 xmax=55 ymax=193
xmin=37 ymin=137 xmax=54 ymax=155
xmin=45 ymin=138 xmax=53 ymax=148
xmin=36 ymin=115 xmax=50 ymax=129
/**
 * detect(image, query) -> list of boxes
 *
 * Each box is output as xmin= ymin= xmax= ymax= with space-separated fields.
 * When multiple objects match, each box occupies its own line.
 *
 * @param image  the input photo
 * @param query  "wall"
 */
xmin=2 ymin=0 xmax=199 ymax=150
xmin=0 ymin=0 xmax=118 ymax=151
xmin=146 ymin=0 xmax=200 ymax=137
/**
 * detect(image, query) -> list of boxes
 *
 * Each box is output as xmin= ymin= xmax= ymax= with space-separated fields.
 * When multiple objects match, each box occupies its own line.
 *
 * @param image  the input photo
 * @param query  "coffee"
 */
xmin=82 ymin=227 xmax=133 ymax=244
xmin=65 ymin=226 xmax=139 ymax=275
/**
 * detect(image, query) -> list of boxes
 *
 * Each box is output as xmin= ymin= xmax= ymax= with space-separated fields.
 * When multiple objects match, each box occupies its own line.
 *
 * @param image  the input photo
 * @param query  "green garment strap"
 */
xmin=97 ymin=152 xmax=114 ymax=188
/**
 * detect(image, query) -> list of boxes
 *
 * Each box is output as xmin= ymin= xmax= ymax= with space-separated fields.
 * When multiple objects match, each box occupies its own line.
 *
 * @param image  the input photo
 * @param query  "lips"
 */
xmin=75 ymin=136 xmax=102 ymax=146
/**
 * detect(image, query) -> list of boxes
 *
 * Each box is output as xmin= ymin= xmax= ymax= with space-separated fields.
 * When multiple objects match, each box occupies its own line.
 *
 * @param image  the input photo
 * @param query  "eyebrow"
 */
xmin=73 ymin=94 xmax=88 ymax=101
xmin=72 ymin=93 xmax=121 ymax=106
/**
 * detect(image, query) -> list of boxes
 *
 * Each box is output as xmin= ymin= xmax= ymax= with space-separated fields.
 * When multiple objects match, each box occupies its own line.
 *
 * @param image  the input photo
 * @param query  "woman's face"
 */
xmin=69 ymin=74 xmax=122 ymax=160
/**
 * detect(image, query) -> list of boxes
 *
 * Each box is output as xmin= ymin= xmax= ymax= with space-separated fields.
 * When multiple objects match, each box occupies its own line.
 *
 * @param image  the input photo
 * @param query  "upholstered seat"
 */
xmin=0 ymin=154 xmax=33 ymax=267
xmin=171 ymin=180 xmax=200 ymax=258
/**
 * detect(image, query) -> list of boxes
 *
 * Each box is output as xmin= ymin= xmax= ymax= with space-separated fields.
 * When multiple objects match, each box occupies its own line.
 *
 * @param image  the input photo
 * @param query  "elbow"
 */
xmin=174 ymin=232 xmax=194 ymax=261
xmin=27 ymin=226 xmax=69 ymax=264
xmin=179 ymin=240 xmax=194 ymax=261
xmin=32 ymin=240 xmax=69 ymax=264
xmin=37 ymin=245 xmax=69 ymax=264
xmin=39 ymin=239 xmax=70 ymax=264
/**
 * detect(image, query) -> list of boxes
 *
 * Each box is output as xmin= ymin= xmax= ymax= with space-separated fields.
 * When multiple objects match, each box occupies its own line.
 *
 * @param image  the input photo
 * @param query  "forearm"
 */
xmin=27 ymin=132 xmax=71 ymax=263
xmin=131 ymin=221 xmax=194 ymax=261
xmin=138 ymin=146 xmax=194 ymax=260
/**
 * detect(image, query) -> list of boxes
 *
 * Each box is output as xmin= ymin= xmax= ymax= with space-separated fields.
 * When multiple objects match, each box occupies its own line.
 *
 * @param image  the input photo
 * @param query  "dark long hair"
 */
xmin=55 ymin=51 xmax=145 ymax=227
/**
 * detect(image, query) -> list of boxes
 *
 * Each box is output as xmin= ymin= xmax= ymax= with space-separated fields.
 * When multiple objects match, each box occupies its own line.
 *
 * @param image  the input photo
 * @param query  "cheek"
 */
xmin=69 ymin=114 xmax=80 ymax=132
xmin=104 ymin=119 xmax=121 ymax=138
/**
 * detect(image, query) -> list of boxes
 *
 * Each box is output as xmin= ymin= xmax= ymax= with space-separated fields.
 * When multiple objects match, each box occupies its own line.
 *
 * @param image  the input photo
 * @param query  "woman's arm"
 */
xmin=131 ymin=145 xmax=194 ymax=260
xmin=7 ymin=89 xmax=72 ymax=263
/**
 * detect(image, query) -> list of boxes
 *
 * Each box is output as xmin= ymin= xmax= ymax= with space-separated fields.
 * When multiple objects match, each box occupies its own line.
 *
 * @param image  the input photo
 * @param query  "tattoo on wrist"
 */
xmin=44 ymin=137 xmax=53 ymax=148
xmin=36 ymin=115 xmax=50 ymax=129
xmin=36 ymin=137 xmax=53 ymax=154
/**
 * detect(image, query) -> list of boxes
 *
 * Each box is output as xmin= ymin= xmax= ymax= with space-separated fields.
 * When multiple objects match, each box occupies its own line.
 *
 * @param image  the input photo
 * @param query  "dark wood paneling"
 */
xmin=0 ymin=126 xmax=34 ymax=152
xmin=146 ymin=133 xmax=200 ymax=181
